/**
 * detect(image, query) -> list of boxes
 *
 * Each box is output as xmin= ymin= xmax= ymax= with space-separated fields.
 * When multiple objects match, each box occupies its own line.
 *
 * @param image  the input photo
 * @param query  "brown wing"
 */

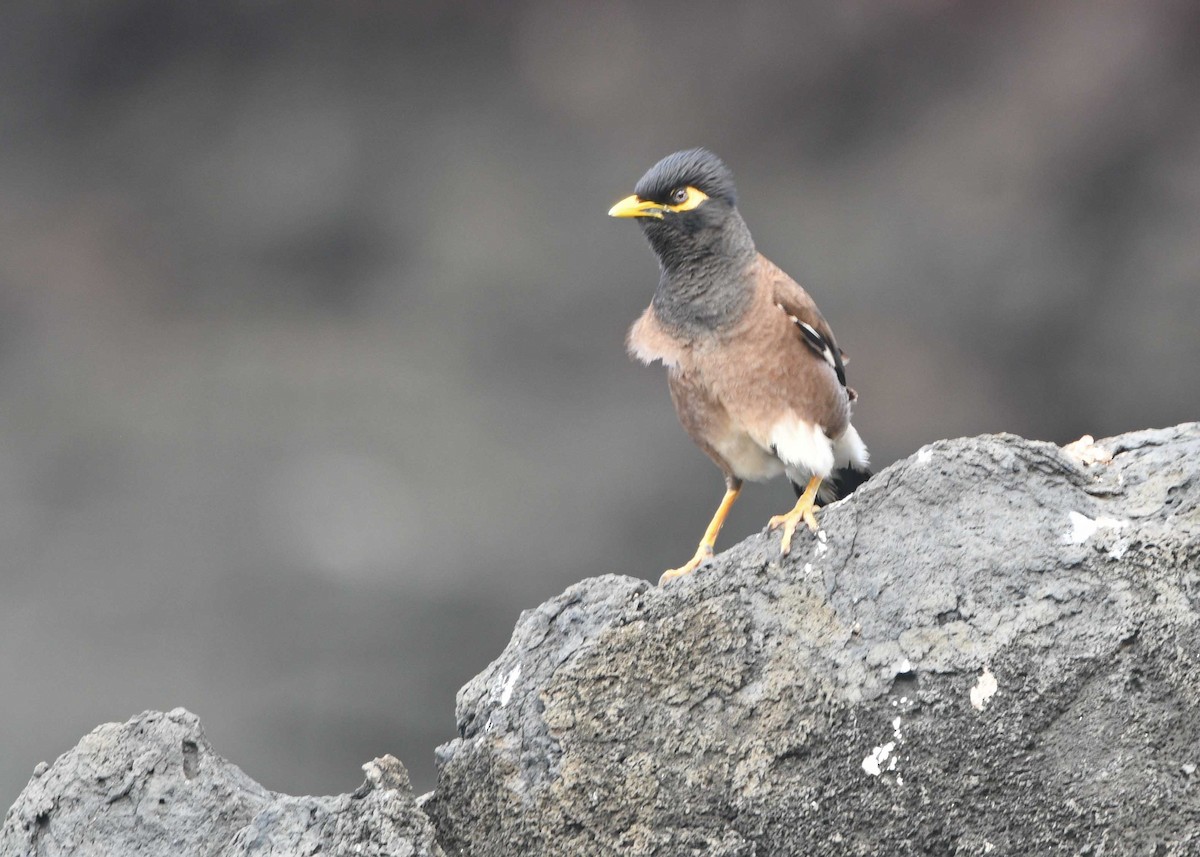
xmin=758 ymin=255 xmax=855 ymax=399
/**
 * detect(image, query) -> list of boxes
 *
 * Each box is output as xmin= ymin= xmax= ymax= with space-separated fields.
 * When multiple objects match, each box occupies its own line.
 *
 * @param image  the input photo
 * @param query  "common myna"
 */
xmin=610 ymin=149 xmax=870 ymax=585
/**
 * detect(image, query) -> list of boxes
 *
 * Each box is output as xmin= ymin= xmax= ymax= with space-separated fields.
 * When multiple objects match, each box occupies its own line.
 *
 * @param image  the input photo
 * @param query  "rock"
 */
xmin=5 ymin=426 xmax=1199 ymax=856
xmin=429 ymin=425 xmax=1200 ymax=856
xmin=0 ymin=708 xmax=444 ymax=857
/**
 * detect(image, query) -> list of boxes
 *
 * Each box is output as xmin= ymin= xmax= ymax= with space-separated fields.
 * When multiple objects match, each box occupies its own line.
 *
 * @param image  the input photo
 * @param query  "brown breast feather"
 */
xmin=628 ymin=255 xmax=851 ymax=480
xmin=694 ymin=256 xmax=850 ymax=447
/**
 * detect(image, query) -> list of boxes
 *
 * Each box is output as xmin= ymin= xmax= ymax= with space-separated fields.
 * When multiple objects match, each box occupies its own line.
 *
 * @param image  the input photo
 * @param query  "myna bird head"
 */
xmin=609 ymin=147 xmax=737 ymax=220
xmin=610 ymin=148 xmax=757 ymax=330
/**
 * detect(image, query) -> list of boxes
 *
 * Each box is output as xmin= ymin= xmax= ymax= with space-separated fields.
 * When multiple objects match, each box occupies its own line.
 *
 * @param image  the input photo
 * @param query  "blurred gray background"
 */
xmin=2 ymin=1 xmax=1197 ymax=804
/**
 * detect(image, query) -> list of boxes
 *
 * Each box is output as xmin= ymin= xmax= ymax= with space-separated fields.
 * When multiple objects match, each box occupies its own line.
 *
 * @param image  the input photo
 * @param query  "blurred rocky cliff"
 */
xmin=1 ymin=1 xmax=1197 ymax=805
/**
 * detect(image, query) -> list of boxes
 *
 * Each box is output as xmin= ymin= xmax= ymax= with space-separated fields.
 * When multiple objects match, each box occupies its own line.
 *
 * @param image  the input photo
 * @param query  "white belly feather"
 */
xmin=715 ymin=412 xmax=869 ymax=486
xmin=711 ymin=430 xmax=786 ymax=482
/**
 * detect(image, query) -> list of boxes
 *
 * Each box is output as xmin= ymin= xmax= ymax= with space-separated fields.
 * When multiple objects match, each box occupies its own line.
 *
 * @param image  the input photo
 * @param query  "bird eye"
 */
xmin=670 ymin=187 xmax=689 ymax=204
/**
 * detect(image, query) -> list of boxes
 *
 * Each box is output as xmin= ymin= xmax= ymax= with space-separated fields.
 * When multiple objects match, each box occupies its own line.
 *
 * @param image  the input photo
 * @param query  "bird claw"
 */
xmin=659 ymin=547 xmax=713 ymax=586
xmin=767 ymin=506 xmax=819 ymax=556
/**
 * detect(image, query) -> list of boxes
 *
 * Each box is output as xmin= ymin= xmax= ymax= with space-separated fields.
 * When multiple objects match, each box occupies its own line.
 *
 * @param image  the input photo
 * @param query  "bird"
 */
xmin=609 ymin=148 xmax=870 ymax=586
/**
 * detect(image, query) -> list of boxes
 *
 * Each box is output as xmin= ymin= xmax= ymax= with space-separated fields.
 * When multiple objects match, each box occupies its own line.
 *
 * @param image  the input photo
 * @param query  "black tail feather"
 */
xmin=793 ymin=467 xmax=872 ymax=507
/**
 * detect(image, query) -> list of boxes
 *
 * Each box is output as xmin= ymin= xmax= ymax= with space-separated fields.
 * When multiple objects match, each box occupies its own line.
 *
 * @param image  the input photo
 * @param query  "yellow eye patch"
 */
xmin=607 ymin=186 xmax=710 ymax=219
xmin=663 ymin=186 xmax=709 ymax=212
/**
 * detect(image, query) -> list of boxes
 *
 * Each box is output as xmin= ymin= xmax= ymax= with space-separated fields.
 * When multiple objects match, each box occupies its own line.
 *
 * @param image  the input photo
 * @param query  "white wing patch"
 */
xmin=799 ymin=321 xmax=837 ymax=371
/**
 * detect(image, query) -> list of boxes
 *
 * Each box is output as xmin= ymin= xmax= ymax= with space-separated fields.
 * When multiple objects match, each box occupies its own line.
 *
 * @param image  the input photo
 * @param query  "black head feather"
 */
xmin=633 ymin=148 xmax=738 ymax=207
xmin=618 ymin=149 xmax=757 ymax=334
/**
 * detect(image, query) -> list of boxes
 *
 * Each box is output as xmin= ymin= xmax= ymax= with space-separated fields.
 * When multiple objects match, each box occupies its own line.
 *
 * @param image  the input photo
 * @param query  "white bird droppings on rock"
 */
xmin=498 ymin=665 xmax=521 ymax=707
xmin=861 ymin=741 xmax=895 ymax=777
xmin=970 ymin=666 xmax=998 ymax=711
xmin=862 ymin=716 xmax=905 ymax=778
xmin=1062 ymin=510 xmax=1126 ymax=545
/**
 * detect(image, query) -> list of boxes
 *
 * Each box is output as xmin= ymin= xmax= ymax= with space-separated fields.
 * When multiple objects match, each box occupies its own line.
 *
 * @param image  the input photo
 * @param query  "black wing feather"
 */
xmin=778 ymin=304 xmax=847 ymax=387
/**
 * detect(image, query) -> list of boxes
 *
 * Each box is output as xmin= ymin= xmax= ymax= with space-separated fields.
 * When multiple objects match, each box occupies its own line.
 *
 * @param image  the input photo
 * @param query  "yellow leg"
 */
xmin=768 ymin=475 xmax=822 ymax=556
xmin=660 ymin=484 xmax=741 ymax=586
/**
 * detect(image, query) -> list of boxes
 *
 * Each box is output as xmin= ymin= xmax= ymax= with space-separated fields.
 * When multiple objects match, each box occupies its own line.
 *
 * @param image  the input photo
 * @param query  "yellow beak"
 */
xmin=607 ymin=194 xmax=665 ymax=220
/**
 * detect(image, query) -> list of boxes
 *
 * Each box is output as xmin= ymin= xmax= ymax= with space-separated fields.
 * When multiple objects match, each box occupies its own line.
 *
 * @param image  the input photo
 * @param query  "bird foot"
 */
xmin=767 ymin=502 xmax=819 ymax=556
xmin=659 ymin=547 xmax=714 ymax=586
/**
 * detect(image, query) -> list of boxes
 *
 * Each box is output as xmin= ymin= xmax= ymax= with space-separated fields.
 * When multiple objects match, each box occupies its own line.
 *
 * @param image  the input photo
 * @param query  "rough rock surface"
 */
xmin=0 ymin=708 xmax=444 ymax=857
xmin=429 ymin=425 xmax=1200 ymax=856
xmin=5 ymin=427 xmax=1200 ymax=856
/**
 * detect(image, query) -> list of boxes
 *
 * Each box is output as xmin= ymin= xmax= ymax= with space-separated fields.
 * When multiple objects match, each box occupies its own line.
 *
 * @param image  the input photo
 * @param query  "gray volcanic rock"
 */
xmin=429 ymin=425 xmax=1200 ymax=856
xmin=1 ymin=708 xmax=444 ymax=857
xmin=5 ymin=427 xmax=1199 ymax=856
